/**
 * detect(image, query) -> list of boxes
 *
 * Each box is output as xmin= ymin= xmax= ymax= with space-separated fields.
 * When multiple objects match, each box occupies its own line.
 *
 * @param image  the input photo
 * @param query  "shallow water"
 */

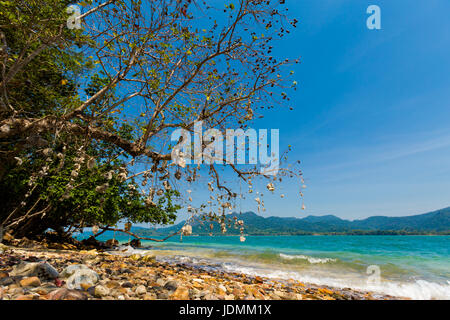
xmin=87 ymin=234 xmax=450 ymax=299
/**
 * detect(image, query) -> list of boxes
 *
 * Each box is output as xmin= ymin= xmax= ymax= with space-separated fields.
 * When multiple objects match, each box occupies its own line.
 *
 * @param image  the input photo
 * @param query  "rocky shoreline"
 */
xmin=0 ymin=242 xmax=402 ymax=301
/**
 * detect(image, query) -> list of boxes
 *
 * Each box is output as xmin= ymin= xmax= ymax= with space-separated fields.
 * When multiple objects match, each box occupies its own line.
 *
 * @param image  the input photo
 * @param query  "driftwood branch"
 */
xmin=100 ymin=226 xmax=181 ymax=242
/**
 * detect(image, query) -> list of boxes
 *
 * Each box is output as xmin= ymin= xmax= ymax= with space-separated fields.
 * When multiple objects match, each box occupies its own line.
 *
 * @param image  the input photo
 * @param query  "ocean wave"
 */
xmin=279 ymin=253 xmax=337 ymax=264
xmin=155 ymin=252 xmax=450 ymax=300
xmin=219 ymin=263 xmax=450 ymax=300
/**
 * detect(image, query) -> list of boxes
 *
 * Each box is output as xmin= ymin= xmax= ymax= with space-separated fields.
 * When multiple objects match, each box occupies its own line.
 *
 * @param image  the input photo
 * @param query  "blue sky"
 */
xmin=242 ymin=0 xmax=450 ymax=220
xmin=125 ymin=0 xmax=450 ymax=225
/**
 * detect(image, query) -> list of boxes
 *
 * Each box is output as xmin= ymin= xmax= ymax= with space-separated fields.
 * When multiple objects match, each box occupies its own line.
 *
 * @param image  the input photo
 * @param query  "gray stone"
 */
xmin=61 ymin=264 xmax=93 ymax=278
xmin=164 ymin=280 xmax=178 ymax=291
xmin=10 ymin=262 xmax=59 ymax=280
xmin=66 ymin=268 xmax=100 ymax=290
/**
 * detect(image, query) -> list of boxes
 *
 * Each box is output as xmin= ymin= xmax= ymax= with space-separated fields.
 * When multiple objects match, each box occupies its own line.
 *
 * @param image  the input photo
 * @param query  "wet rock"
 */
xmin=20 ymin=276 xmax=41 ymax=287
xmin=141 ymin=254 xmax=156 ymax=262
xmin=129 ymin=254 xmax=142 ymax=261
xmin=129 ymin=239 xmax=141 ymax=248
xmin=105 ymin=239 xmax=119 ymax=247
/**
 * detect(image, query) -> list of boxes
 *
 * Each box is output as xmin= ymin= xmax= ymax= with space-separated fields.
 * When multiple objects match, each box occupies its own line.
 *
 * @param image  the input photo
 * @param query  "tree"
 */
xmin=0 ymin=0 xmax=303 ymax=240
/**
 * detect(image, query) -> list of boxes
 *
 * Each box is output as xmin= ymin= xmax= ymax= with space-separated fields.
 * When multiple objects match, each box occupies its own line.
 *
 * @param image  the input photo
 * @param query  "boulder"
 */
xmin=129 ymin=239 xmax=141 ymax=248
xmin=105 ymin=239 xmax=119 ymax=247
xmin=61 ymin=264 xmax=96 ymax=278
xmin=66 ymin=269 xmax=100 ymax=290
xmin=10 ymin=262 xmax=59 ymax=280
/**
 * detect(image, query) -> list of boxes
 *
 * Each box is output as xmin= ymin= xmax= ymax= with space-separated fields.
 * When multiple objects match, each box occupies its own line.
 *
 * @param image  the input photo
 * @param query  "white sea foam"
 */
xmin=118 ymin=246 xmax=450 ymax=300
xmin=220 ymin=263 xmax=450 ymax=300
xmin=279 ymin=253 xmax=337 ymax=264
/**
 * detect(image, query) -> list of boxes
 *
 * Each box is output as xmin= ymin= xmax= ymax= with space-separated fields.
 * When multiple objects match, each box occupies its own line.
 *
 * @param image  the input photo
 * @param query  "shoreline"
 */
xmin=0 ymin=244 xmax=402 ymax=301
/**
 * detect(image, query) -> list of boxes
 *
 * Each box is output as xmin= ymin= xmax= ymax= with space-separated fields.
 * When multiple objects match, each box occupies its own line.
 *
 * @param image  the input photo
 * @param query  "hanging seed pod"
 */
xmin=14 ymin=157 xmax=23 ymax=166
xmin=208 ymin=182 xmax=214 ymax=192
xmin=62 ymin=192 xmax=71 ymax=200
xmin=175 ymin=170 xmax=182 ymax=180
xmin=266 ymin=183 xmax=275 ymax=192
xmin=71 ymin=170 xmax=79 ymax=178
xmin=96 ymin=183 xmax=109 ymax=193
xmin=145 ymin=197 xmax=156 ymax=207
xmin=181 ymin=224 xmax=192 ymax=236
xmin=105 ymin=171 xmax=114 ymax=180
xmin=244 ymin=107 xmax=253 ymax=120
xmin=92 ymin=225 xmax=99 ymax=235
xmin=42 ymin=148 xmax=53 ymax=156
xmin=301 ymin=203 xmax=306 ymax=210
xmin=280 ymin=194 xmax=285 ymax=198
xmin=157 ymin=189 xmax=164 ymax=196
xmin=163 ymin=180 xmax=171 ymax=191
xmin=128 ymin=184 xmax=136 ymax=191
xmin=118 ymin=172 xmax=127 ymax=182
xmin=124 ymin=222 xmax=132 ymax=232
xmin=86 ymin=158 xmax=95 ymax=170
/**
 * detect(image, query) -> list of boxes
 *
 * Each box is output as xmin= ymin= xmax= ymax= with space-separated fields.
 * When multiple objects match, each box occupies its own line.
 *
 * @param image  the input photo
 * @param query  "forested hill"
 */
xmin=136 ymin=207 xmax=450 ymax=236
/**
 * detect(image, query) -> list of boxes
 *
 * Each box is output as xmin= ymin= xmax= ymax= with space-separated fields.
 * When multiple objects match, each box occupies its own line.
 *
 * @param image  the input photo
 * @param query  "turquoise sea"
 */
xmin=88 ymin=234 xmax=450 ymax=299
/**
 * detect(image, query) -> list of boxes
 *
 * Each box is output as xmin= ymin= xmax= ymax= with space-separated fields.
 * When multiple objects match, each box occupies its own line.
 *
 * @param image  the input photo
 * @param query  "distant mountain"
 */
xmin=138 ymin=207 xmax=450 ymax=236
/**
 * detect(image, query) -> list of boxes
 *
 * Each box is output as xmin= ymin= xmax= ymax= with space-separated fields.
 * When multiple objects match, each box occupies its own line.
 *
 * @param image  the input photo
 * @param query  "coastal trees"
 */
xmin=0 ymin=0 xmax=303 ymax=240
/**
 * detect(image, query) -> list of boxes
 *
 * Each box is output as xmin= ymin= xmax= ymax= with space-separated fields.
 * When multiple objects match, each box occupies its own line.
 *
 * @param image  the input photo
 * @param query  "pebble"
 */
xmin=20 ymin=276 xmax=41 ymax=287
xmin=0 ymin=246 xmax=399 ymax=301
xmin=94 ymin=285 xmax=110 ymax=297
xmin=135 ymin=285 xmax=146 ymax=295
xmin=171 ymin=286 xmax=190 ymax=300
xmin=164 ymin=280 xmax=179 ymax=291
